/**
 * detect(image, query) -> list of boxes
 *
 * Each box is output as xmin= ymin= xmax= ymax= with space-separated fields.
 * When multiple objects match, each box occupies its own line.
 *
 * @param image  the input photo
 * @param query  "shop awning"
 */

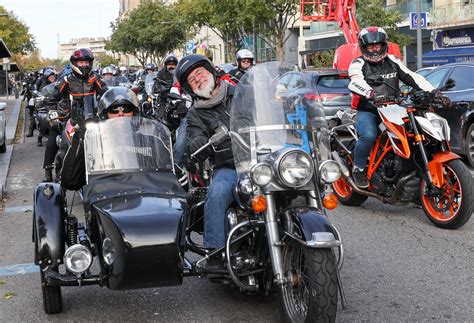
xmin=420 ymin=47 xmax=474 ymax=66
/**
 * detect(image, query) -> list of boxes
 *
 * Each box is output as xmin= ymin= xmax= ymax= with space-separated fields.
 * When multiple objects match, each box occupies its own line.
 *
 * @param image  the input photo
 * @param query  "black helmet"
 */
xmin=70 ymin=48 xmax=94 ymax=78
xmin=175 ymin=54 xmax=217 ymax=97
xmin=164 ymin=54 xmax=178 ymax=66
xmin=98 ymin=87 xmax=139 ymax=119
xmin=145 ymin=63 xmax=156 ymax=71
xmin=43 ymin=68 xmax=57 ymax=80
xmin=359 ymin=26 xmax=388 ymax=63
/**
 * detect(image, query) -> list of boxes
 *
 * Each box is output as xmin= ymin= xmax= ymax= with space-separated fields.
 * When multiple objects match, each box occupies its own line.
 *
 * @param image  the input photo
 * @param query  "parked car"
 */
xmin=0 ymin=102 xmax=6 ymax=153
xmin=415 ymin=66 xmax=436 ymax=77
xmin=216 ymin=63 xmax=235 ymax=74
xmin=420 ymin=62 xmax=474 ymax=167
xmin=274 ymin=69 xmax=352 ymax=128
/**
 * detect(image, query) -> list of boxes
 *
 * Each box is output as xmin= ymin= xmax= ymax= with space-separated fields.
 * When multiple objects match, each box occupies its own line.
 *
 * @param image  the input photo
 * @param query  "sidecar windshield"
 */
xmin=230 ymin=62 xmax=330 ymax=174
xmin=84 ymin=117 xmax=172 ymax=176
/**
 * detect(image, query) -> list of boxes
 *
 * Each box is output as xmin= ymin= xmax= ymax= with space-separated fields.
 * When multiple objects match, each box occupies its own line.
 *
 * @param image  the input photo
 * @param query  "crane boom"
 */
xmin=300 ymin=0 xmax=401 ymax=69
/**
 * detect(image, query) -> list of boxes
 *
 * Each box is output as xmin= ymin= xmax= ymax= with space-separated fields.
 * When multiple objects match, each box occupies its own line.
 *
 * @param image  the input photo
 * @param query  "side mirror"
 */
xmin=441 ymin=79 xmax=455 ymax=91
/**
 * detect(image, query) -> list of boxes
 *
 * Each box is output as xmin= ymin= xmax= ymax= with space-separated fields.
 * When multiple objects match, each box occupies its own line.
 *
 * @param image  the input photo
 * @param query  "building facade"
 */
xmin=424 ymin=0 xmax=474 ymax=66
xmin=59 ymin=37 xmax=111 ymax=62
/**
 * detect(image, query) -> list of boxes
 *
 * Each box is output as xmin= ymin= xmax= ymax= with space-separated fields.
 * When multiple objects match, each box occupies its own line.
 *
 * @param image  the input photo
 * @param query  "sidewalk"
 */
xmin=0 ymin=95 xmax=23 ymax=197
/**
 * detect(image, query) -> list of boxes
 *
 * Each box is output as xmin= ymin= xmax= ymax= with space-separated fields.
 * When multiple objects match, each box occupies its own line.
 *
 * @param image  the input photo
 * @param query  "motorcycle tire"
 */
xmin=420 ymin=159 xmax=473 ymax=229
xmin=277 ymin=239 xmax=338 ymax=323
xmin=41 ymin=269 xmax=63 ymax=314
xmin=332 ymin=139 xmax=368 ymax=206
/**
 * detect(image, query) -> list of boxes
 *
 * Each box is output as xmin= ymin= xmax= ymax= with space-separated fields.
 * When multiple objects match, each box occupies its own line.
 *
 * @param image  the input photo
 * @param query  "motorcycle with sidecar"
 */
xmin=33 ymin=63 xmax=346 ymax=322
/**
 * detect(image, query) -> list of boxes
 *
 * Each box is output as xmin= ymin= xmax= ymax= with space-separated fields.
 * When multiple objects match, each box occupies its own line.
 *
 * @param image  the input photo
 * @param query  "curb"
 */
xmin=6 ymin=98 xmax=22 ymax=145
xmin=0 ymin=97 xmax=23 ymax=198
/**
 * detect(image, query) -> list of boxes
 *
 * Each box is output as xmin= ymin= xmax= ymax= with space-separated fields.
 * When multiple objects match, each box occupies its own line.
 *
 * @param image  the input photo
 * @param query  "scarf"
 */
xmin=194 ymin=80 xmax=228 ymax=109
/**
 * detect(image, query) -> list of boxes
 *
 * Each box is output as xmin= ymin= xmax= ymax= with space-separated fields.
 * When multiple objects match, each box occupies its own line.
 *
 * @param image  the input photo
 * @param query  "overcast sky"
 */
xmin=2 ymin=0 xmax=120 ymax=58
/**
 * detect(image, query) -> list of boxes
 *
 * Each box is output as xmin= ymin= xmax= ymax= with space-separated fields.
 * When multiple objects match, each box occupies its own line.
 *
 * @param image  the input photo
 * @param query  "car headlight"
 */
xmin=319 ymin=160 xmax=341 ymax=183
xmin=102 ymin=238 xmax=116 ymax=266
xmin=277 ymin=150 xmax=314 ymax=187
xmin=251 ymin=163 xmax=272 ymax=186
xmin=64 ymin=244 xmax=92 ymax=274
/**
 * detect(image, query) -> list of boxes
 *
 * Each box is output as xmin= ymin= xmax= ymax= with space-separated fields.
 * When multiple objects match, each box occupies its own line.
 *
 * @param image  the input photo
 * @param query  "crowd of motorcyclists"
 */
xmin=21 ymin=25 xmax=459 ymax=267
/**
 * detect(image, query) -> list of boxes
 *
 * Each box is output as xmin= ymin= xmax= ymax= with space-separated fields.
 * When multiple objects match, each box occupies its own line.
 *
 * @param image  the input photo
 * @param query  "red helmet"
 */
xmin=70 ymin=48 xmax=94 ymax=78
xmin=359 ymin=27 xmax=388 ymax=63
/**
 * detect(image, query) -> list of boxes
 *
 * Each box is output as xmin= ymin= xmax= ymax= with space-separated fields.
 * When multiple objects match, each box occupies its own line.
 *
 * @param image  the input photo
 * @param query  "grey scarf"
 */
xmin=194 ymin=81 xmax=228 ymax=109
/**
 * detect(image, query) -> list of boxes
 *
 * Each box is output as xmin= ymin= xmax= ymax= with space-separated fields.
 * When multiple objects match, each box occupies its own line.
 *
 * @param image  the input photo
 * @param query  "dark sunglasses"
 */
xmin=108 ymin=106 xmax=134 ymax=114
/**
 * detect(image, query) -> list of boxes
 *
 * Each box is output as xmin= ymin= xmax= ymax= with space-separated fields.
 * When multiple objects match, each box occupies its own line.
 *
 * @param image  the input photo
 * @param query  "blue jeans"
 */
xmin=354 ymin=111 xmax=380 ymax=169
xmin=203 ymin=167 xmax=238 ymax=248
xmin=173 ymin=118 xmax=187 ymax=168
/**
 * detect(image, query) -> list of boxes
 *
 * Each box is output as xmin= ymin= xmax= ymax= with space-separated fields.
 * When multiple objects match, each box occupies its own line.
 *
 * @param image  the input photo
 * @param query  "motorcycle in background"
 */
xmin=330 ymin=86 xmax=473 ymax=229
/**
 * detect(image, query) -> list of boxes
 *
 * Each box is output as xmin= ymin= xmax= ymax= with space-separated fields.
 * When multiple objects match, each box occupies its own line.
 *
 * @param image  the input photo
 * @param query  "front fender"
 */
xmin=428 ymin=151 xmax=461 ymax=188
xmin=33 ymin=183 xmax=66 ymax=268
xmin=283 ymin=207 xmax=339 ymax=248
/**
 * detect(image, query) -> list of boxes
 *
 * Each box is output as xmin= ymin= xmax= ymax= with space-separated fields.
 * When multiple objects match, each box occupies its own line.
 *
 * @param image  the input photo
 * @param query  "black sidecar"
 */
xmin=33 ymin=117 xmax=188 ymax=313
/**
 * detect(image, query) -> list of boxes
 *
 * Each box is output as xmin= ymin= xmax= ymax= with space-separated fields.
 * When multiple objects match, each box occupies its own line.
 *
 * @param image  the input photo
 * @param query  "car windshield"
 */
xmin=316 ymin=75 xmax=350 ymax=89
xmin=84 ymin=117 xmax=172 ymax=177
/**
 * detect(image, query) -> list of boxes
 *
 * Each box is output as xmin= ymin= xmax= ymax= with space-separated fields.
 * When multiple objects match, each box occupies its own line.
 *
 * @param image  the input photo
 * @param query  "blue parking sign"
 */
xmin=410 ymin=12 xmax=427 ymax=30
xmin=186 ymin=41 xmax=195 ymax=53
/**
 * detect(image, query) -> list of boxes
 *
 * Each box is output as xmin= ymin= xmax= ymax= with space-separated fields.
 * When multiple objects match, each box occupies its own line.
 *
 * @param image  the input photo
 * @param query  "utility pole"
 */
xmin=56 ymin=34 xmax=60 ymax=59
xmin=416 ymin=0 xmax=423 ymax=69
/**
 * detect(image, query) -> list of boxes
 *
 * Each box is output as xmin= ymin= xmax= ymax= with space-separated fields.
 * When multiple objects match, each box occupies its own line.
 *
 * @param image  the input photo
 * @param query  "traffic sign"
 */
xmin=410 ymin=12 xmax=427 ymax=30
xmin=186 ymin=41 xmax=195 ymax=53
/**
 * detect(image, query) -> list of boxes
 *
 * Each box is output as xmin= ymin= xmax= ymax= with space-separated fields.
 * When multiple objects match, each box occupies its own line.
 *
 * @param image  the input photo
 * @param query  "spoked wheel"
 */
xmin=421 ymin=159 xmax=473 ymax=229
xmin=41 ymin=270 xmax=63 ymax=314
xmin=332 ymin=140 xmax=368 ymax=206
xmin=277 ymin=239 xmax=338 ymax=323
xmin=465 ymin=124 xmax=474 ymax=167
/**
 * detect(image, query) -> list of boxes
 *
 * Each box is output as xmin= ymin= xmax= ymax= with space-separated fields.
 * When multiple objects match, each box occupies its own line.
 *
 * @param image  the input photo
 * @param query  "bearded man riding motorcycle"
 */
xmin=348 ymin=26 xmax=435 ymax=188
xmin=44 ymin=48 xmax=108 ymax=182
xmin=176 ymin=54 xmax=237 ymax=265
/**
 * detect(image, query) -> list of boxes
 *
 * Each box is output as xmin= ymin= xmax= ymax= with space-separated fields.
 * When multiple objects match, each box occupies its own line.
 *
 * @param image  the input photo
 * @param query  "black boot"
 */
xmin=26 ymin=128 xmax=34 ymax=137
xmin=43 ymin=167 xmax=53 ymax=182
xmin=37 ymin=136 xmax=42 ymax=147
xmin=353 ymin=168 xmax=369 ymax=188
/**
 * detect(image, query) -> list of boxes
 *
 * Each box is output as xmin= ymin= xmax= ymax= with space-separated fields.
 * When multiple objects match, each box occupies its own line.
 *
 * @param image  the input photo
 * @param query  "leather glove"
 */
xmin=175 ymin=102 xmax=188 ymax=118
xmin=431 ymin=89 xmax=452 ymax=107
xmin=71 ymin=106 xmax=86 ymax=131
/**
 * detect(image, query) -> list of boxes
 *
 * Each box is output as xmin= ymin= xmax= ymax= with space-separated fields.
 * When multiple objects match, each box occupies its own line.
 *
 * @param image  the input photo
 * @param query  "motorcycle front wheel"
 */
xmin=420 ymin=159 xmax=473 ymax=229
xmin=277 ymin=239 xmax=338 ymax=323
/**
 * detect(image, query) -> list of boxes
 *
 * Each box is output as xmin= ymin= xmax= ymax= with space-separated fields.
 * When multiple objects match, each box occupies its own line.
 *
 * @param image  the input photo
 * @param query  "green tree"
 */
xmin=107 ymin=0 xmax=189 ymax=66
xmin=95 ymin=53 xmax=118 ymax=68
xmin=0 ymin=6 xmax=35 ymax=54
xmin=356 ymin=0 xmax=412 ymax=49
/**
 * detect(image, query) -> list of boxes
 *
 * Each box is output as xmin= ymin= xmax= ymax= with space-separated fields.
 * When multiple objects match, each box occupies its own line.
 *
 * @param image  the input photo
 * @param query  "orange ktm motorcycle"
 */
xmin=330 ymin=91 xmax=473 ymax=229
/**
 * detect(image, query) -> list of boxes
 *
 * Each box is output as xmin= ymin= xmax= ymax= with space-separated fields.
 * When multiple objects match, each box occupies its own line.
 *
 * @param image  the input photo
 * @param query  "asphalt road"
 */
xmin=0 ymin=112 xmax=473 ymax=322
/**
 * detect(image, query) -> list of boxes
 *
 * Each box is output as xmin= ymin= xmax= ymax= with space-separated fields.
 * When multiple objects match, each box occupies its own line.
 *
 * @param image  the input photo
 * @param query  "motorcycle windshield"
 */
xmin=39 ymin=83 xmax=55 ymax=97
xmin=84 ymin=116 xmax=173 ymax=175
xmin=230 ymin=62 xmax=330 ymax=175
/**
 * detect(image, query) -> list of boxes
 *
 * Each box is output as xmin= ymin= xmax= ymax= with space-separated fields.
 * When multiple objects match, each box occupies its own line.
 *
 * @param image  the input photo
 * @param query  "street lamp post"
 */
xmin=416 ymin=0 xmax=423 ymax=70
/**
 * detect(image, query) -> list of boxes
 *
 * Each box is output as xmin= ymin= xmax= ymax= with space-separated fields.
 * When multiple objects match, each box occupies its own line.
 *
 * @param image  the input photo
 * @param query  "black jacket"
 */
xmin=153 ymin=67 xmax=174 ymax=100
xmin=228 ymin=67 xmax=246 ymax=83
xmin=348 ymin=55 xmax=434 ymax=113
xmin=47 ymin=72 xmax=108 ymax=108
xmin=186 ymin=84 xmax=235 ymax=169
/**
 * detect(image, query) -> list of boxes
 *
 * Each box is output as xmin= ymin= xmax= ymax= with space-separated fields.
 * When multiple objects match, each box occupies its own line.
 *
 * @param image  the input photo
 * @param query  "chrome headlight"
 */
xmin=277 ymin=150 xmax=314 ymax=187
xmin=102 ymin=238 xmax=116 ymax=266
xmin=250 ymin=163 xmax=272 ymax=186
xmin=319 ymin=160 xmax=341 ymax=183
xmin=64 ymin=244 xmax=92 ymax=274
